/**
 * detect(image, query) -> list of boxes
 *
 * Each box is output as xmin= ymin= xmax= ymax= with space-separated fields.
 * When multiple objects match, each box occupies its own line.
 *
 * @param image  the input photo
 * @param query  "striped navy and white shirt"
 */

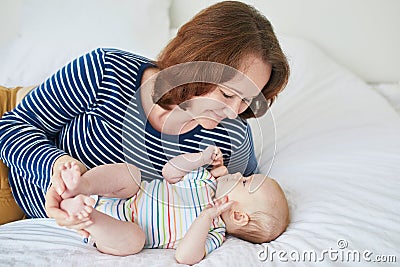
xmin=0 ymin=48 xmax=257 ymax=218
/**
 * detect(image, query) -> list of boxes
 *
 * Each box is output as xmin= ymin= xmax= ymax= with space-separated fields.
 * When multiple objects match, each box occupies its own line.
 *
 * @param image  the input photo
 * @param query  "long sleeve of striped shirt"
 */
xmin=0 ymin=49 xmax=104 ymax=199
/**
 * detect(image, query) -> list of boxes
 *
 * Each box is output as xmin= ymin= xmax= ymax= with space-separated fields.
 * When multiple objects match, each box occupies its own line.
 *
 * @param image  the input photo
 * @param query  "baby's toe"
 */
xmin=84 ymin=197 xmax=96 ymax=207
xmin=80 ymin=210 xmax=89 ymax=218
xmin=84 ymin=205 xmax=93 ymax=214
xmin=72 ymin=163 xmax=80 ymax=171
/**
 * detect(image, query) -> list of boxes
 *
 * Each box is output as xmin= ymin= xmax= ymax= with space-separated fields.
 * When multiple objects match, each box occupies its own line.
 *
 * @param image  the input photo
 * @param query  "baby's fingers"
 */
xmin=214 ymin=196 xmax=234 ymax=214
xmin=218 ymin=200 xmax=234 ymax=213
xmin=211 ymin=147 xmax=222 ymax=160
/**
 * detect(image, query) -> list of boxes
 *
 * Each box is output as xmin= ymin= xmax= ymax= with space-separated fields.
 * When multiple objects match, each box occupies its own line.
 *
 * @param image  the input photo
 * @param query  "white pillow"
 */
xmin=0 ymin=0 xmax=172 ymax=87
xmin=248 ymin=36 xmax=400 ymax=256
xmin=249 ymin=35 xmax=400 ymax=174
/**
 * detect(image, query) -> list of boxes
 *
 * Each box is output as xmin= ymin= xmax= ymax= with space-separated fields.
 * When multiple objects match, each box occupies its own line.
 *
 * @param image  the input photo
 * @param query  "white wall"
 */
xmin=170 ymin=0 xmax=400 ymax=83
xmin=1 ymin=0 xmax=399 ymax=83
xmin=0 ymin=0 xmax=20 ymax=47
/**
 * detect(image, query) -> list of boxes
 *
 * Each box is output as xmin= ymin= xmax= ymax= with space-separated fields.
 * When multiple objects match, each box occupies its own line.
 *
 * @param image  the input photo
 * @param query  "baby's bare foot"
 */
xmin=60 ymin=195 xmax=95 ymax=219
xmin=61 ymin=162 xmax=82 ymax=198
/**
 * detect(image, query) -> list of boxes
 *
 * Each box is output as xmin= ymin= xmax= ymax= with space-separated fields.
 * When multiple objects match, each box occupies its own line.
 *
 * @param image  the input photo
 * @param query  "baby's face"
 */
xmin=216 ymin=173 xmax=275 ymax=212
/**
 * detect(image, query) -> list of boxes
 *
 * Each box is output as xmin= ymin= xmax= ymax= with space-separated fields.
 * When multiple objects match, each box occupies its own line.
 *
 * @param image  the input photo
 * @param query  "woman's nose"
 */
xmin=223 ymin=98 xmax=242 ymax=119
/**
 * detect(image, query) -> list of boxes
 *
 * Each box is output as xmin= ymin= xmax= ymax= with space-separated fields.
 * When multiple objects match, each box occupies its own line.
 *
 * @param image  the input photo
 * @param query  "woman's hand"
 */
xmin=45 ymin=185 xmax=93 ymax=237
xmin=45 ymin=155 xmax=91 ymax=236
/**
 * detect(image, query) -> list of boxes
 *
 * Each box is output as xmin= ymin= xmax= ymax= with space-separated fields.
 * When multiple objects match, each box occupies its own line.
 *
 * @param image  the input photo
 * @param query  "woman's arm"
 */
xmin=0 ymin=49 xmax=105 ymax=220
xmin=0 ymin=49 xmax=104 ymax=190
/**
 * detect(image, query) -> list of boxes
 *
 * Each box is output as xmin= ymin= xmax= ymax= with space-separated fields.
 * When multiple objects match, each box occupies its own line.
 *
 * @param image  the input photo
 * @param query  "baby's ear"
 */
xmin=231 ymin=211 xmax=249 ymax=226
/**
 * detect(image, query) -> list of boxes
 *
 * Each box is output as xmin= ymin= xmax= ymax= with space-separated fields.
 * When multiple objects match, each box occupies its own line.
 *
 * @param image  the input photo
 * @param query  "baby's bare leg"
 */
xmin=84 ymin=209 xmax=145 ymax=256
xmin=61 ymin=162 xmax=141 ymax=199
xmin=82 ymin=163 xmax=141 ymax=198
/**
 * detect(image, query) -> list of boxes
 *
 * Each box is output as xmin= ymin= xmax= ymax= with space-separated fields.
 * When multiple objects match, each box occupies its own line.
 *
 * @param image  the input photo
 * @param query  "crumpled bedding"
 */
xmin=1 ymin=36 xmax=399 ymax=266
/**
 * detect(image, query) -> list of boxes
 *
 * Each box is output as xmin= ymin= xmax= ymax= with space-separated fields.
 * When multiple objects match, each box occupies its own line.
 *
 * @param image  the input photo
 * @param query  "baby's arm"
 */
xmin=175 ymin=197 xmax=233 ymax=265
xmin=163 ymin=145 xmax=223 ymax=184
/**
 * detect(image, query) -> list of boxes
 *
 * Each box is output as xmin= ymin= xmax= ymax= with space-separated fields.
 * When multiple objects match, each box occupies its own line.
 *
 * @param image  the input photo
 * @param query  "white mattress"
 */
xmin=1 ymin=36 xmax=399 ymax=266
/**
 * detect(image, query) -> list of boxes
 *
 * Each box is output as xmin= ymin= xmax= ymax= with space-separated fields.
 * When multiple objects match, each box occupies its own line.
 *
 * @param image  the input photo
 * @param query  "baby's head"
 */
xmin=216 ymin=173 xmax=289 ymax=243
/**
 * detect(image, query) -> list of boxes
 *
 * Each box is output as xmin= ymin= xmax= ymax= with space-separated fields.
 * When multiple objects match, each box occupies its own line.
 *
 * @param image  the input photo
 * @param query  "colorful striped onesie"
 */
xmin=94 ymin=167 xmax=225 ymax=255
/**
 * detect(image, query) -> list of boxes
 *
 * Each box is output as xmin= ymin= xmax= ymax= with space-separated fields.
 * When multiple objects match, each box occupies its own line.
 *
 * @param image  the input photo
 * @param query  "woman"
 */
xmin=0 ymin=1 xmax=289 ymax=230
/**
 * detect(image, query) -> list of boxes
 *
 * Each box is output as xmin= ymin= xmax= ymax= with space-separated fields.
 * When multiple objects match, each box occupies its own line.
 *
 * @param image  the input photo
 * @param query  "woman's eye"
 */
xmin=242 ymin=98 xmax=253 ymax=104
xmin=219 ymin=88 xmax=234 ymax=98
xmin=222 ymin=92 xmax=234 ymax=98
xmin=220 ymin=88 xmax=253 ymax=104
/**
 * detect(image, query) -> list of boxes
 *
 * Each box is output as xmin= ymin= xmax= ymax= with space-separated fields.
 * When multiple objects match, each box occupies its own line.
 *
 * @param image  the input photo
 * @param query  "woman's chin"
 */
xmin=196 ymin=117 xmax=221 ymax=130
xmin=198 ymin=118 xmax=221 ymax=129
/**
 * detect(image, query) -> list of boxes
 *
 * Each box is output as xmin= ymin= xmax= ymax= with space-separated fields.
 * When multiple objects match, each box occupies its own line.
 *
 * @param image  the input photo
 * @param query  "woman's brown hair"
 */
xmin=155 ymin=1 xmax=289 ymax=119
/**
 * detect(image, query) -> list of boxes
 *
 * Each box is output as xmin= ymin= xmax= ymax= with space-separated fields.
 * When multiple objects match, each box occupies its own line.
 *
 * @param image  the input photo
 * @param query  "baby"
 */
xmin=59 ymin=146 xmax=289 ymax=264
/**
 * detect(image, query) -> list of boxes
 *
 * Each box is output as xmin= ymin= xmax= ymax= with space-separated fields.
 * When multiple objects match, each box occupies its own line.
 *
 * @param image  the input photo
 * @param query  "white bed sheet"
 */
xmin=1 ymin=36 xmax=399 ymax=266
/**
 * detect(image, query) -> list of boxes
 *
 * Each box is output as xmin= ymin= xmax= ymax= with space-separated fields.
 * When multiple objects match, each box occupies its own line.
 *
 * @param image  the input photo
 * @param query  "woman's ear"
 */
xmin=231 ymin=210 xmax=249 ymax=226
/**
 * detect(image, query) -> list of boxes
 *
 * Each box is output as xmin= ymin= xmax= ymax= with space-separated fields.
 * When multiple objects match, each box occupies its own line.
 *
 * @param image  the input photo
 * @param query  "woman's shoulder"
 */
xmin=83 ymin=48 xmax=155 ymax=69
xmin=101 ymin=48 xmax=154 ymax=64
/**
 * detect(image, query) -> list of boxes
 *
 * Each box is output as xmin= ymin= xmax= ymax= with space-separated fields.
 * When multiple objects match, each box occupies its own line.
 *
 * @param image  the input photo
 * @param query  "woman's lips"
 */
xmin=211 ymin=110 xmax=224 ymax=120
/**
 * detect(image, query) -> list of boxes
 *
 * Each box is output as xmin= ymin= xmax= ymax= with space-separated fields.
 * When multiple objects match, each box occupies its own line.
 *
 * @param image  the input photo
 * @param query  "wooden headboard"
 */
xmin=170 ymin=0 xmax=400 ymax=83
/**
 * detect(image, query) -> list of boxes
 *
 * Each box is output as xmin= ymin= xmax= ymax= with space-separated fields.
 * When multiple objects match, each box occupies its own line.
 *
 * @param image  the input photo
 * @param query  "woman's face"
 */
xmin=184 ymin=55 xmax=272 ymax=129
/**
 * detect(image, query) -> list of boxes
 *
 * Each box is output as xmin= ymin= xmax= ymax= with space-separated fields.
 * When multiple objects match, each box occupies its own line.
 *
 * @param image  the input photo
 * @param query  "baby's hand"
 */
xmin=210 ymin=165 xmax=228 ymax=178
xmin=203 ymin=196 xmax=234 ymax=219
xmin=164 ymin=174 xmax=184 ymax=184
xmin=202 ymin=145 xmax=223 ymax=167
